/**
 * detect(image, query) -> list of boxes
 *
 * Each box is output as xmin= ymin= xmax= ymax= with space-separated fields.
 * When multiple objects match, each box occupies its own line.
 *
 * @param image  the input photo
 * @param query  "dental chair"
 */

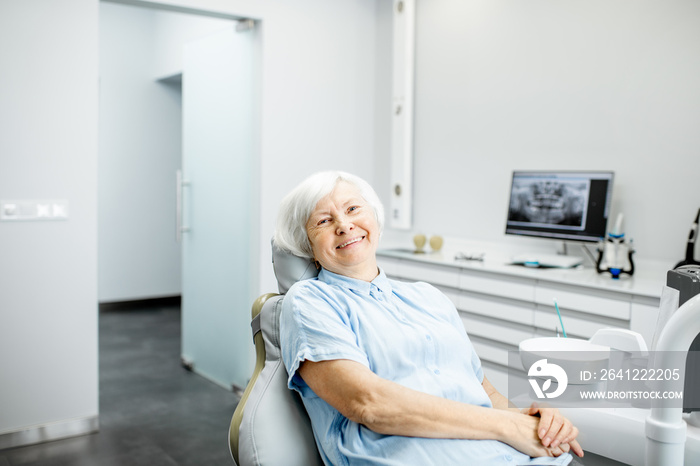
xmin=228 ymin=240 xmax=324 ymax=466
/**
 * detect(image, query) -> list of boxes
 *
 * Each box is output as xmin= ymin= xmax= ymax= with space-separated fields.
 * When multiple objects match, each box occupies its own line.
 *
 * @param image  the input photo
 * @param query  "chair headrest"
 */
xmin=271 ymin=238 xmax=319 ymax=294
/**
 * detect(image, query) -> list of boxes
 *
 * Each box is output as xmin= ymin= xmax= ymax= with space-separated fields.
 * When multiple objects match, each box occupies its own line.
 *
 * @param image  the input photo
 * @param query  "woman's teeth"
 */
xmin=337 ymin=237 xmax=363 ymax=249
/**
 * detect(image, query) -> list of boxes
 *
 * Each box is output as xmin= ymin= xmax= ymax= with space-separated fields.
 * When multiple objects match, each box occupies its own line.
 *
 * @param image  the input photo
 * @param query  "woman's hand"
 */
xmin=522 ymin=402 xmax=584 ymax=457
xmin=503 ymin=411 xmax=572 ymax=458
xmin=482 ymin=377 xmax=583 ymax=458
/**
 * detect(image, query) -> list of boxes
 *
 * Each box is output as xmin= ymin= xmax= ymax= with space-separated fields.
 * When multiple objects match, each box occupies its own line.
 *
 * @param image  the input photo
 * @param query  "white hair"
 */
xmin=274 ymin=171 xmax=385 ymax=259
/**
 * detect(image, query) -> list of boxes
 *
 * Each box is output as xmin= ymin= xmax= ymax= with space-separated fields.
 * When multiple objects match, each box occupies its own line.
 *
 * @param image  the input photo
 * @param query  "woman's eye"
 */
xmin=318 ymin=218 xmax=329 ymax=225
xmin=348 ymin=206 xmax=359 ymax=213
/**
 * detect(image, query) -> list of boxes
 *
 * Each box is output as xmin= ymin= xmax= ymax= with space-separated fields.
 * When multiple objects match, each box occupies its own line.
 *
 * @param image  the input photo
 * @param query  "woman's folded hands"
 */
xmin=503 ymin=403 xmax=583 ymax=458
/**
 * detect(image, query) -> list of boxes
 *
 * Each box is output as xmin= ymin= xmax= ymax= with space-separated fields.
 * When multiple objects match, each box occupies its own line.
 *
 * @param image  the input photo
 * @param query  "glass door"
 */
xmin=180 ymin=23 xmax=258 ymax=390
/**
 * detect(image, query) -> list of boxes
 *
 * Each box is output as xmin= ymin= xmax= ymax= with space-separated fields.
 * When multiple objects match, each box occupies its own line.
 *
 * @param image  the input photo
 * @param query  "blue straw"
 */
xmin=553 ymin=298 xmax=567 ymax=338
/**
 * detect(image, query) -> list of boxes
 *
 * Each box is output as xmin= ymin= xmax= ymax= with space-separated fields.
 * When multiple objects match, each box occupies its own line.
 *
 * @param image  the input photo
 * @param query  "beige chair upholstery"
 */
xmin=229 ymin=240 xmax=323 ymax=466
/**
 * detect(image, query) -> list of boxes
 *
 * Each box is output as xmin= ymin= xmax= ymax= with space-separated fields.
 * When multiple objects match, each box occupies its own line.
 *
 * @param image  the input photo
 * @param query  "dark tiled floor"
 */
xmin=1 ymin=305 xmax=240 ymax=465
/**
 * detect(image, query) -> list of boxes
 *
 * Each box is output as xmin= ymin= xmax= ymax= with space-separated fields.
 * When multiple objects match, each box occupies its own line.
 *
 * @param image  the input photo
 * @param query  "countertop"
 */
xmin=377 ymin=246 xmax=668 ymax=300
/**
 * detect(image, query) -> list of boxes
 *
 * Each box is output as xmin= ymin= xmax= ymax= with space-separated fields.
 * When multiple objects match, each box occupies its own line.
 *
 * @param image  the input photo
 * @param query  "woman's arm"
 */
xmin=298 ymin=358 xmax=568 ymax=458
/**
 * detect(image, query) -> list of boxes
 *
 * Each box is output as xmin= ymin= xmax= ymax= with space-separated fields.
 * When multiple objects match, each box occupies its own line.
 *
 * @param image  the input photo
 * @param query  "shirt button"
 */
xmin=433 ymin=369 xmax=440 ymax=375
xmin=505 ymin=454 xmax=513 ymax=461
xmin=425 ymin=335 xmax=431 ymax=341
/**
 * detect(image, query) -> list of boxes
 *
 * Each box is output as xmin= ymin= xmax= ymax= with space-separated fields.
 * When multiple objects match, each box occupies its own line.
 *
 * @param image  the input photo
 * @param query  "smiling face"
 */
xmin=305 ymin=181 xmax=380 ymax=282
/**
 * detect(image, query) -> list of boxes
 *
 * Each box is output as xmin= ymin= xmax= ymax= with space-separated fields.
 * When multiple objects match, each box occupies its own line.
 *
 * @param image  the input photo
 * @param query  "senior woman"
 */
xmin=276 ymin=171 xmax=583 ymax=466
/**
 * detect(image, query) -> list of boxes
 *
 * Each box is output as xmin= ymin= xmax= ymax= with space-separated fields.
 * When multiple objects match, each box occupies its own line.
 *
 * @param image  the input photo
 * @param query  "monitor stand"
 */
xmin=510 ymin=252 xmax=583 ymax=269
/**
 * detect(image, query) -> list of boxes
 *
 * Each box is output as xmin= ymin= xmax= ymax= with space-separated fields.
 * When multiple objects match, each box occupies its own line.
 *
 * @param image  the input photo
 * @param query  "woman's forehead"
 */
xmin=310 ymin=182 xmax=364 ymax=214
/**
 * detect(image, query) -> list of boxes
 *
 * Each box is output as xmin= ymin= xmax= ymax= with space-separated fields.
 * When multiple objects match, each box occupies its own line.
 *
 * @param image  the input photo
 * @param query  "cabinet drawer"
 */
xmin=459 ymin=313 xmax=534 ymax=346
xmin=459 ymin=271 xmax=535 ymax=302
xmin=458 ymin=293 xmax=534 ymax=326
xmin=533 ymin=309 xmax=629 ymax=339
xmin=535 ymin=284 xmax=630 ymax=320
xmin=399 ymin=261 xmax=459 ymax=288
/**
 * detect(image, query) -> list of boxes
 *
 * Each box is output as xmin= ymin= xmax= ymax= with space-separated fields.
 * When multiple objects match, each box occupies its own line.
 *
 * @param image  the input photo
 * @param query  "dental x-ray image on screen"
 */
xmin=508 ymin=176 xmax=589 ymax=230
xmin=505 ymin=171 xmax=614 ymax=243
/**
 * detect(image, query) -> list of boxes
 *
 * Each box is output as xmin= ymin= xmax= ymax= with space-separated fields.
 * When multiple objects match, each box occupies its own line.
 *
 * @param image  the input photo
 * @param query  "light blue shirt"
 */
xmin=281 ymin=268 xmax=572 ymax=466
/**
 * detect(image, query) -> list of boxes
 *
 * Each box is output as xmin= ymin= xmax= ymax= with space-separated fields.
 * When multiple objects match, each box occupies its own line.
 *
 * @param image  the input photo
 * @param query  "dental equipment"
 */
xmin=553 ymin=298 xmax=567 ymax=338
xmin=645 ymin=266 xmax=700 ymax=465
xmin=675 ymin=208 xmax=700 ymax=268
xmin=454 ymin=252 xmax=484 ymax=262
xmin=596 ymin=213 xmax=635 ymax=279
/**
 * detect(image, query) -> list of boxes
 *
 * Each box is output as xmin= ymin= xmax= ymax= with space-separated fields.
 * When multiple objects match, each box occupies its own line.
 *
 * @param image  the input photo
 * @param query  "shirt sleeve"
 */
xmin=280 ymin=280 xmax=370 ymax=397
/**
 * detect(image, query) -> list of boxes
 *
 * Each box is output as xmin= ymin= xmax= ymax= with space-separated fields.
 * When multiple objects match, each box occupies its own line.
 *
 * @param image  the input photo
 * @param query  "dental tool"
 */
xmin=553 ymin=298 xmax=567 ymax=338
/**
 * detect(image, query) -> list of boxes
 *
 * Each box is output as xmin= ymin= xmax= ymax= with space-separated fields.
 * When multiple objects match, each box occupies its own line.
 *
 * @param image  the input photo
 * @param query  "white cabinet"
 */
xmin=535 ymin=283 xmax=631 ymax=319
xmin=458 ymin=293 xmax=535 ymax=327
xmin=459 ymin=270 xmax=535 ymax=302
xmin=399 ymin=260 xmax=460 ymax=288
xmin=377 ymin=251 xmax=662 ymax=395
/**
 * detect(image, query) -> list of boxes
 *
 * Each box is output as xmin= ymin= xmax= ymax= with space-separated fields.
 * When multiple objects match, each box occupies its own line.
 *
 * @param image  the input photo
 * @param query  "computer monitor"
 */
xmin=505 ymin=170 xmax=614 ymax=243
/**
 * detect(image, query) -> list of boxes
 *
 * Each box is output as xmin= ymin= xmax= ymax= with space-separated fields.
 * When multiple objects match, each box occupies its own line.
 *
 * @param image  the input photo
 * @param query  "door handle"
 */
xmin=176 ymin=169 xmax=191 ymax=242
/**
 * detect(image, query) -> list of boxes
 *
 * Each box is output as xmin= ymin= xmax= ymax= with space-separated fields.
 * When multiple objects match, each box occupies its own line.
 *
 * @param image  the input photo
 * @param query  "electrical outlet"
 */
xmin=0 ymin=200 xmax=69 ymax=221
xmin=1 ymin=203 xmax=18 ymax=219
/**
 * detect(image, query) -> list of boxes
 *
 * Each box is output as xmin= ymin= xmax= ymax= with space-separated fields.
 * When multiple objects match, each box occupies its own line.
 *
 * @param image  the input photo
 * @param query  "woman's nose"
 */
xmin=336 ymin=218 xmax=354 ymax=234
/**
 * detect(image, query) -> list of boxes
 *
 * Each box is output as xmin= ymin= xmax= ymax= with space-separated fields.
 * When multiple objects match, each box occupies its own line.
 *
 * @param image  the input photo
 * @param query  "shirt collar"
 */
xmin=318 ymin=267 xmax=392 ymax=295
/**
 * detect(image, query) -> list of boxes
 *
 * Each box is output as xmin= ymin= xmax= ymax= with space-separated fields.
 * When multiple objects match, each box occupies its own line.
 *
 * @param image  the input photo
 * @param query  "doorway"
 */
xmin=98 ymin=1 xmax=260 ymax=391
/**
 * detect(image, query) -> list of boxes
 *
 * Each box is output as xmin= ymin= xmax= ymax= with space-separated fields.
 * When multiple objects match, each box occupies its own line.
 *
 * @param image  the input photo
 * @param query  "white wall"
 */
xmin=0 ymin=0 xmax=99 ymax=437
xmin=98 ymin=2 xmax=234 ymax=303
xmin=252 ymin=0 xmax=379 ymax=292
xmin=402 ymin=0 xmax=700 ymax=266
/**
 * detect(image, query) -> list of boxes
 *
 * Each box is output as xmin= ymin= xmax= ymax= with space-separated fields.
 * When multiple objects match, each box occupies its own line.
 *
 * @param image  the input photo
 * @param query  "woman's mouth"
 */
xmin=337 ymin=236 xmax=364 ymax=249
